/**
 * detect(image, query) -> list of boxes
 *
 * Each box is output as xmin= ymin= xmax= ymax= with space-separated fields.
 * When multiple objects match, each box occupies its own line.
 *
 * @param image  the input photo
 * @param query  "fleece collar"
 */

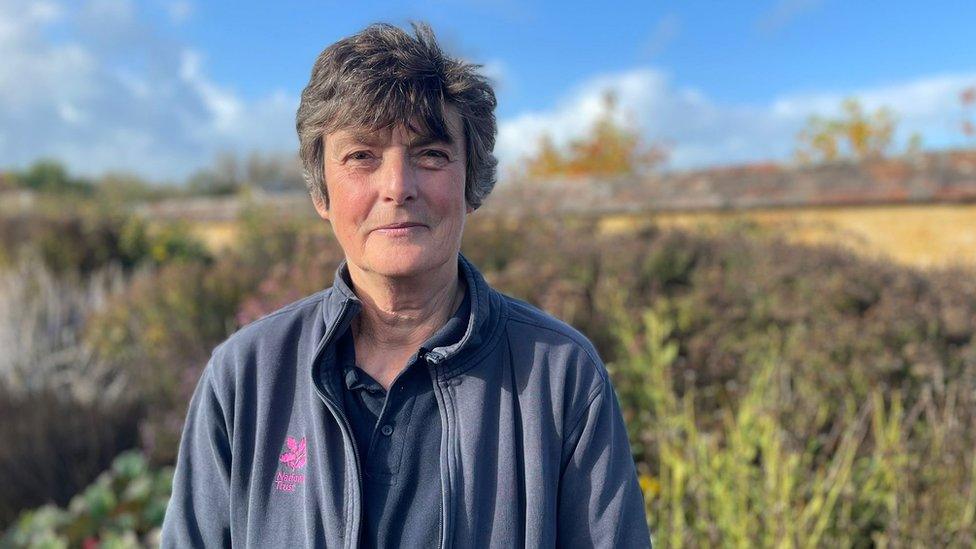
xmin=316 ymin=253 xmax=503 ymax=380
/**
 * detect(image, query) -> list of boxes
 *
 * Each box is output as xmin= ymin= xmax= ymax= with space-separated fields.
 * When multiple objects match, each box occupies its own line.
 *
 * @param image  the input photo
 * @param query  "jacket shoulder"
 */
xmin=207 ymin=289 xmax=330 ymax=382
xmin=501 ymin=294 xmax=610 ymax=389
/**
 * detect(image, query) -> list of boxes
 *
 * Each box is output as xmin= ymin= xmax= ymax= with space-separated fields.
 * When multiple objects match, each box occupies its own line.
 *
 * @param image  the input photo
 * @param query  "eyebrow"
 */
xmin=335 ymin=130 xmax=385 ymax=148
xmin=332 ymin=130 xmax=455 ymax=151
xmin=407 ymin=135 xmax=454 ymax=148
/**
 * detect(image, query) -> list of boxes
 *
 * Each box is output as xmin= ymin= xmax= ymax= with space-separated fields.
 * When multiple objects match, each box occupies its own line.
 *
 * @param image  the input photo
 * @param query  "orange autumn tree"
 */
xmin=794 ymin=97 xmax=916 ymax=164
xmin=519 ymin=91 xmax=666 ymax=181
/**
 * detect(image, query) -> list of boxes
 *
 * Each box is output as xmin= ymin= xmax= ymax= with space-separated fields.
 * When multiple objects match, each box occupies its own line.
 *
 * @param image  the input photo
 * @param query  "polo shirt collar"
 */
xmin=320 ymin=253 xmax=490 ymax=368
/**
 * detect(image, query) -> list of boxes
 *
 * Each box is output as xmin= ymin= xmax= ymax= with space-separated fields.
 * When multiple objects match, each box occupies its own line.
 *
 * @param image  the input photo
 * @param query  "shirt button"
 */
xmin=380 ymin=424 xmax=394 ymax=436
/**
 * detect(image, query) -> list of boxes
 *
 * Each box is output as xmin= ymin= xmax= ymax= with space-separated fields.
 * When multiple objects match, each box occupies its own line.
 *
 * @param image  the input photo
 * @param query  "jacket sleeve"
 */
xmin=160 ymin=357 xmax=233 ymax=548
xmin=557 ymin=373 xmax=653 ymax=548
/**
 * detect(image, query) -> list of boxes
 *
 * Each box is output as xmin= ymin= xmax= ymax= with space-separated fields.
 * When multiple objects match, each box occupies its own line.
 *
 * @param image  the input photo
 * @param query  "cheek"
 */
xmin=328 ymin=179 xmax=373 ymax=226
xmin=434 ymin=169 xmax=467 ymax=211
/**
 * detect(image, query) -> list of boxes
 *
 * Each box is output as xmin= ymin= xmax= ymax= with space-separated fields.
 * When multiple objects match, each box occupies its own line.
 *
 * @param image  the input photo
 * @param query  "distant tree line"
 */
xmin=1 ymin=159 xmax=95 ymax=195
xmin=0 ymin=151 xmax=306 ymax=202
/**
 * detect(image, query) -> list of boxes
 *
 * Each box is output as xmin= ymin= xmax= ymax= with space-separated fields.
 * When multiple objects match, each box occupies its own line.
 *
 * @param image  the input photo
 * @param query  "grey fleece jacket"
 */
xmin=161 ymin=254 xmax=652 ymax=548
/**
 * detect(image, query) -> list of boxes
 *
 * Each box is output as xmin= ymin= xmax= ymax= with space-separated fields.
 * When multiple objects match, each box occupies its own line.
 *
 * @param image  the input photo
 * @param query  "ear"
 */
xmin=311 ymin=192 xmax=330 ymax=221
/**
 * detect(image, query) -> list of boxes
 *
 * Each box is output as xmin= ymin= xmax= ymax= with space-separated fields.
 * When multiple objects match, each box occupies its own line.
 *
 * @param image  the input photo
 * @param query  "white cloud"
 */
xmin=478 ymin=59 xmax=509 ymax=92
xmin=496 ymin=67 xmax=976 ymax=174
xmin=0 ymin=0 xmax=297 ymax=183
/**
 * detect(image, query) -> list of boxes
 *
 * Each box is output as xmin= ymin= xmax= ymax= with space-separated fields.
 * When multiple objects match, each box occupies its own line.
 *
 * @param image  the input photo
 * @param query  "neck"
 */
xmin=346 ymin=255 xmax=465 ymax=356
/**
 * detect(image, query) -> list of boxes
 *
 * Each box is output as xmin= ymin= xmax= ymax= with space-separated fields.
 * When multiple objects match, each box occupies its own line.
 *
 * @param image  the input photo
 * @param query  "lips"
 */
xmin=373 ymin=222 xmax=427 ymax=231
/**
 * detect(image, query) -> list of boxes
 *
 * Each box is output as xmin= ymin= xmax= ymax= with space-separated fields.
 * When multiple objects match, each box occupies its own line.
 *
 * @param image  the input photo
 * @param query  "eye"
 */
xmin=347 ymin=150 xmax=374 ymax=161
xmin=423 ymin=149 xmax=448 ymax=158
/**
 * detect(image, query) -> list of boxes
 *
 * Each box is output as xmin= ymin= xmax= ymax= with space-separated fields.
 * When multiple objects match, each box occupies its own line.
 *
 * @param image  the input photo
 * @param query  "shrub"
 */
xmin=0 ymin=391 xmax=143 ymax=535
xmin=1 ymin=451 xmax=171 ymax=548
xmin=85 ymin=258 xmax=258 ymax=465
xmin=613 ymin=307 xmax=976 ymax=546
xmin=0 ymin=208 xmax=210 ymax=275
xmin=0 ymin=261 xmax=142 ymax=531
xmin=0 ymin=261 xmax=128 ymax=402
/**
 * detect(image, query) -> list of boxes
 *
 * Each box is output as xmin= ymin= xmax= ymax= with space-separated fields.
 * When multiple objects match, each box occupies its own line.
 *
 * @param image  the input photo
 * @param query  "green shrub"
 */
xmin=1 ymin=451 xmax=171 ymax=548
xmin=0 ymin=209 xmax=209 ymax=275
xmin=0 ymin=389 xmax=143 ymax=535
xmin=85 ymin=258 xmax=257 ymax=465
xmin=612 ymin=307 xmax=976 ymax=547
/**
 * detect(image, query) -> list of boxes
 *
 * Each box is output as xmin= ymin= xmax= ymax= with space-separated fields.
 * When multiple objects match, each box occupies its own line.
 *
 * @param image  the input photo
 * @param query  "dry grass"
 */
xmin=599 ymin=203 xmax=976 ymax=270
xmin=159 ymin=219 xmax=240 ymax=252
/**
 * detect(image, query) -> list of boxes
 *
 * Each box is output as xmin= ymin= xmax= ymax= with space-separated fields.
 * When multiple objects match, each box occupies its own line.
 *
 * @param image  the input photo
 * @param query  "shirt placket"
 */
xmin=361 ymin=362 xmax=421 ymax=485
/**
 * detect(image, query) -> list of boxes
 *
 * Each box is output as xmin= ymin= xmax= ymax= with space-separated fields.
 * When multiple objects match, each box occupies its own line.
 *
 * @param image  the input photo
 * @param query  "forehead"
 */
xmin=326 ymin=105 xmax=464 ymax=149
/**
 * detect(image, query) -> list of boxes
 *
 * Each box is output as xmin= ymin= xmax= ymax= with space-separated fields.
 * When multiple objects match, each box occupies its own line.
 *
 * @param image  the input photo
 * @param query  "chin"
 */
xmin=364 ymin=245 xmax=450 ymax=279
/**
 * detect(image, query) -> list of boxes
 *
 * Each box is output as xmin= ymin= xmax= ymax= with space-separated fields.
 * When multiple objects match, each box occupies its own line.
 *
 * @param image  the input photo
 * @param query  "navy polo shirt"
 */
xmin=336 ymin=286 xmax=470 ymax=548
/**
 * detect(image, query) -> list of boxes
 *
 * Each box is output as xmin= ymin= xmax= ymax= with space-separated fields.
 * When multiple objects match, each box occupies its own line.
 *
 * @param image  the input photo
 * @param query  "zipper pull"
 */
xmin=425 ymin=351 xmax=445 ymax=365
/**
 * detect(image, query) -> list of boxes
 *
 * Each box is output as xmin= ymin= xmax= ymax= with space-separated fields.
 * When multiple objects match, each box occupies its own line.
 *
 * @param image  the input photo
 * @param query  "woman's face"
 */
xmin=314 ymin=105 xmax=471 ymax=281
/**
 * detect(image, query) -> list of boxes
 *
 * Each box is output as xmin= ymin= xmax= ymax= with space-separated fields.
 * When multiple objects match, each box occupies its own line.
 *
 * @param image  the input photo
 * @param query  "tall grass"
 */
xmin=0 ymin=260 xmax=127 ymax=403
xmin=0 ymin=261 xmax=143 ymax=531
xmin=612 ymin=304 xmax=976 ymax=547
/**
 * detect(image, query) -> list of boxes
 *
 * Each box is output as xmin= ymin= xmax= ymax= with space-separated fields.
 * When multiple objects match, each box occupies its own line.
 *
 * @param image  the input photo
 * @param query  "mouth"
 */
xmin=371 ymin=222 xmax=428 ymax=236
xmin=375 ymin=222 xmax=426 ymax=230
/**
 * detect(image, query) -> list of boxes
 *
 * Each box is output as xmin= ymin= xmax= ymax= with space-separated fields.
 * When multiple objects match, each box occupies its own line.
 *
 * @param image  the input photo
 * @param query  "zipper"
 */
xmin=310 ymin=301 xmax=364 ymax=549
xmin=313 ymin=302 xmax=455 ymax=548
xmin=426 ymin=351 xmax=450 ymax=549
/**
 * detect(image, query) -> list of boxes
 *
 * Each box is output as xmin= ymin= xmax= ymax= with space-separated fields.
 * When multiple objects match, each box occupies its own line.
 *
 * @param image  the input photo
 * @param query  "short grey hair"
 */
xmin=296 ymin=22 xmax=498 ymax=210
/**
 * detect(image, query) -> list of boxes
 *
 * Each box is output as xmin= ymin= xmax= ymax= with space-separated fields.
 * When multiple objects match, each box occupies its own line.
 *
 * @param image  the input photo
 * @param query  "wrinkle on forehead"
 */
xmin=327 ymin=105 xmax=464 ymax=153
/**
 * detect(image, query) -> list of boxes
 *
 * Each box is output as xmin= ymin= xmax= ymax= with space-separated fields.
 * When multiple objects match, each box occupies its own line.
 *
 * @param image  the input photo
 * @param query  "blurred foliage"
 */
xmin=2 ymin=184 xmax=976 ymax=545
xmin=186 ymin=151 xmax=305 ymax=196
xmin=0 ymin=205 xmax=210 ymax=274
xmin=84 ymin=202 xmax=330 ymax=465
xmin=86 ymin=258 xmax=258 ymax=465
xmin=1 ymin=451 xmax=171 ymax=548
xmin=515 ymin=91 xmax=666 ymax=181
xmin=92 ymin=173 xmax=182 ymax=205
xmin=2 ymin=160 xmax=178 ymax=202
xmin=0 ymin=260 xmax=127 ymax=402
xmin=614 ymin=308 xmax=976 ymax=546
xmin=0 ymin=153 xmax=303 ymax=205
xmin=0 ymin=389 xmax=143 ymax=535
xmin=795 ymin=97 xmax=921 ymax=164
xmin=5 ymin=159 xmax=94 ymax=196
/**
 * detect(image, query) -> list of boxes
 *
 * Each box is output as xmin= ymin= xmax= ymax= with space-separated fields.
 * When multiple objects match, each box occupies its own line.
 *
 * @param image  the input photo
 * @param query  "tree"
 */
xmin=186 ymin=152 xmax=243 ymax=196
xmin=12 ymin=159 xmax=93 ymax=194
xmin=0 ymin=172 xmax=15 ymax=192
xmin=94 ymin=172 xmax=175 ymax=204
xmin=185 ymin=151 xmax=305 ymax=196
xmin=961 ymin=86 xmax=976 ymax=140
xmin=518 ymin=91 xmax=666 ymax=181
xmin=794 ymin=98 xmax=908 ymax=164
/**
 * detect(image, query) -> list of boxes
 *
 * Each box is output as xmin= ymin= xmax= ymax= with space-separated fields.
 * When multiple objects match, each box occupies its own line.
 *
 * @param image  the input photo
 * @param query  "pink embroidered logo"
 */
xmin=279 ymin=436 xmax=307 ymax=470
xmin=275 ymin=436 xmax=307 ymax=493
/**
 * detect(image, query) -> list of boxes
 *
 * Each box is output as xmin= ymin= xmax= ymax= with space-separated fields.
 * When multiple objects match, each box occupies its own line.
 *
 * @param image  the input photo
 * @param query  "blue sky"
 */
xmin=2 ymin=0 xmax=975 ymax=183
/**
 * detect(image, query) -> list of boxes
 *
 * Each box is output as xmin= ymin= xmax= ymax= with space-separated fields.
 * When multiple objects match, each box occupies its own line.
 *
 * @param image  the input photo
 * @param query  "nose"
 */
xmin=380 ymin=149 xmax=418 ymax=205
